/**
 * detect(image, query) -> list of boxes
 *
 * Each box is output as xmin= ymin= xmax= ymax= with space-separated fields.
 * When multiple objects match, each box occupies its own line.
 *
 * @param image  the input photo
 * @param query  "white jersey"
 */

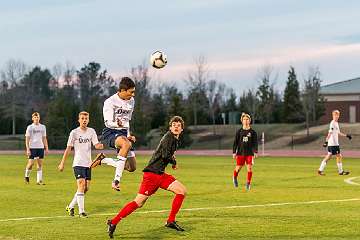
xmin=103 ymin=93 xmax=134 ymax=130
xmin=67 ymin=127 xmax=99 ymax=168
xmin=328 ymin=120 xmax=340 ymax=146
xmin=25 ymin=123 xmax=46 ymax=149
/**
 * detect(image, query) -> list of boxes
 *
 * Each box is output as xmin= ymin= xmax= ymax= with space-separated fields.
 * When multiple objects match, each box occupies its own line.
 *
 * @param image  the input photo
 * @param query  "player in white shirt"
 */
xmin=91 ymin=77 xmax=137 ymax=192
xmin=58 ymin=111 xmax=103 ymax=217
xmin=318 ymin=110 xmax=352 ymax=176
xmin=24 ymin=112 xmax=49 ymax=185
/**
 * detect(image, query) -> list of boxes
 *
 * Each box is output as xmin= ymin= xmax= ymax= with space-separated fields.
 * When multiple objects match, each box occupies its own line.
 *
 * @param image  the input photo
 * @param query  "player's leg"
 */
xmin=36 ymin=158 xmax=44 ymax=185
xmin=233 ymin=155 xmax=244 ymax=187
xmin=165 ymin=179 xmax=186 ymax=231
xmin=76 ymin=178 xmax=87 ymax=217
xmin=318 ymin=152 xmax=331 ymax=175
xmin=110 ymin=136 xmax=131 ymax=190
xmin=125 ymin=153 xmax=136 ymax=172
xmin=24 ymin=157 xmax=35 ymax=183
xmin=245 ymin=157 xmax=253 ymax=191
xmin=336 ymin=153 xmax=350 ymax=175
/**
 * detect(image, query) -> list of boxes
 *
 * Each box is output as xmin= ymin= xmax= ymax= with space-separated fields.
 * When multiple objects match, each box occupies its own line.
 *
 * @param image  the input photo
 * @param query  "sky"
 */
xmin=0 ymin=0 xmax=360 ymax=93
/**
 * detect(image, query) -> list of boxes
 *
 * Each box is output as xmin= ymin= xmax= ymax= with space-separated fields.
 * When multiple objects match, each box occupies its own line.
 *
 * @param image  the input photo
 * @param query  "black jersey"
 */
xmin=143 ymin=131 xmax=179 ymax=174
xmin=232 ymin=128 xmax=258 ymax=156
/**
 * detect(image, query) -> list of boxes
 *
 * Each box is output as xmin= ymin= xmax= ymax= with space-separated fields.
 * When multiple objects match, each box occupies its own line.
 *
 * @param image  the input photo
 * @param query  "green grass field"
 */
xmin=1 ymin=154 xmax=360 ymax=240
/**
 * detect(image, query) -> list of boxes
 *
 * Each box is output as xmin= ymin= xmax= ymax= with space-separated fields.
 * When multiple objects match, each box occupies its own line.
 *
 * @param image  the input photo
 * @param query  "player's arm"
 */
xmin=232 ymin=130 xmax=240 ymax=159
xmin=252 ymin=131 xmax=258 ymax=158
xmin=25 ymin=136 xmax=30 ymax=156
xmin=42 ymin=136 xmax=49 ymax=154
xmin=58 ymin=146 xmax=72 ymax=171
xmin=92 ymin=130 xmax=104 ymax=149
xmin=339 ymin=131 xmax=352 ymax=139
xmin=103 ymin=100 xmax=123 ymax=128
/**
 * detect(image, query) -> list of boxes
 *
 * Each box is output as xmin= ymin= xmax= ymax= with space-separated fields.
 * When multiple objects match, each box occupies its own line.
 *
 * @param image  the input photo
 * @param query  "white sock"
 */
xmin=319 ymin=159 xmax=327 ymax=171
xmin=25 ymin=169 xmax=31 ymax=177
xmin=69 ymin=193 xmax=78 ymax=209
xmin=37 ymin=170 xmax=43 ymax=182
xmin=102 ymin=158 xmax=119 ymax=168
xmin=76 ymin=192 xmax=85 ymax=213
xmin=337 ymin=162 xmax=343 ymax=173
xmin=114 ymin=156 xmax=126 ymax=182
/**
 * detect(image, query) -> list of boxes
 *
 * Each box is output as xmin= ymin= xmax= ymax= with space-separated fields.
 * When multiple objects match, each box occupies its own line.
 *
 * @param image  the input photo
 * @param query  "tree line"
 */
xmin=0 ymin=57 xmax=325 ymax=148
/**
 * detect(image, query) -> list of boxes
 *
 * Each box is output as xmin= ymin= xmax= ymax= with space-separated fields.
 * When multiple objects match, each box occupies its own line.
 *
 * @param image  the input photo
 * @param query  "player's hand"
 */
xmin=26 ymin=149 xmax=31 ymax=156
xmin=58 ymin=162 xmax=65 ymax=172
xmin=172 ymin=164 xmax=178 ymax=170
xmin=116 ymin=118 xmax=123 ymax=128
xmin=95 ymin=143 xmax=104 ymax=149
xmin=127 ymin=135 xmax=136 ymax=143
xmin=45 ymin=148 xmax=49 ymax=155
xmin=232 ymin=153 xmax=236 ymax=159
xmin=346 ymin=134 xmax=352 ymax=140
xmin=322 ymin=141 xmax=328 ymax=148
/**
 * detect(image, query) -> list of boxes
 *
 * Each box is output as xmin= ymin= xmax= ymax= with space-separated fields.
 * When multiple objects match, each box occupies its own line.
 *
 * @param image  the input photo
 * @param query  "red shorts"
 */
xmin=235 ymin=155 xmax=253 ymax=166
xmin=138 ymin=172 xmax=176 ymax=196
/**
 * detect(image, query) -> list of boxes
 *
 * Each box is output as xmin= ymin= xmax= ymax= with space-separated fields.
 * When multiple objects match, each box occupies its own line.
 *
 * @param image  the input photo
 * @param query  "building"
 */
xmin=320 ymin=77 xmax=360 ymax=123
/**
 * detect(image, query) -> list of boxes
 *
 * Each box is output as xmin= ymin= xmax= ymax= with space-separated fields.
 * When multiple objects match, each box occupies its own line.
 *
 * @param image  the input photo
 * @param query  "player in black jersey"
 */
xmin=232 ymin=113 xmax=258 ymax=191
xmin=106 ymin=116 xmax=187 ymax=238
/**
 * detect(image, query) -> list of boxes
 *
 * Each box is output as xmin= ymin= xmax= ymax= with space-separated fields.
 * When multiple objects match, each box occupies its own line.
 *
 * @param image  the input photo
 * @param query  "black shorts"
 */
xmin=328 ymin=146 xmax=341 ymax=155
xmin=73 ymin=166 xmax=91 ymax=180
xmin=29 ymin=148 xmax=44 ymax=159
xmin=101 ymin=127 xmax=135 ymax=152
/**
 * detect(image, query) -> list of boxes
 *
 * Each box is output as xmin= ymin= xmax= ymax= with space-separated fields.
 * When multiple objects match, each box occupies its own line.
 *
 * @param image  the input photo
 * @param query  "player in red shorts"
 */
xmin=232 ymin=113 xmax=258 ymax=191
xmin=105 ymin=116 xmax=186 ymax=238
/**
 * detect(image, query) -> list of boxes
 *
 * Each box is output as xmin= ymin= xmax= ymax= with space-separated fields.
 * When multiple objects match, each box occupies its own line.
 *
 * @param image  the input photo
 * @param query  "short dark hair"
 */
xmin=118 ymin=77 xmax=135 ymax=91
xmin=169 ymin=116 xmax=185 ymax=129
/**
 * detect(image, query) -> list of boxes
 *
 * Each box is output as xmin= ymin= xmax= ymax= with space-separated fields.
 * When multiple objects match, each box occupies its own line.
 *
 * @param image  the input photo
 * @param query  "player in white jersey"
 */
xmin=91 ymin=77 xmax=137 ymax=191
xmin=24 ymin=112 xmax=49 ymax=185
xmin=318 ymin=110 xmax=352 ymax=176
xmin=58 ymin=111 xmax=103 ymax=217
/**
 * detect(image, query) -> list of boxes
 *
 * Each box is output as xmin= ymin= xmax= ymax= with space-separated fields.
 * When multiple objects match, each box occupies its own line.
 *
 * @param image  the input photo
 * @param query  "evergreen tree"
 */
xmin=283 ymin=66 xmax=304 ymax=123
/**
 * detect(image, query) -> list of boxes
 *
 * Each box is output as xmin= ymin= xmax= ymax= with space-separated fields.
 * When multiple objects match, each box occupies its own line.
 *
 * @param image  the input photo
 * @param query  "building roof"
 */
xmin=320 ymin=77 xmax=360 ymax=95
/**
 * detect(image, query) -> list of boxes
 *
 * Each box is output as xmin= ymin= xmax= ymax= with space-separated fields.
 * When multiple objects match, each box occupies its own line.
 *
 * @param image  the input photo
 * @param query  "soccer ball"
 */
xmin=150 ymin=51 xmax=167 ymax=69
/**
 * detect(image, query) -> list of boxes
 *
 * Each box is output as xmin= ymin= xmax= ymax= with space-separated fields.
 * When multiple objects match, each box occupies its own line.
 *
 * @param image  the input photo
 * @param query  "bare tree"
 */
xmin=50 ymin=63 xmax=63 ymax=90
xmin=0 ymin=59 xmax=28 ymax=135
xmin=187 ymin=55 xmax=210 ymax=125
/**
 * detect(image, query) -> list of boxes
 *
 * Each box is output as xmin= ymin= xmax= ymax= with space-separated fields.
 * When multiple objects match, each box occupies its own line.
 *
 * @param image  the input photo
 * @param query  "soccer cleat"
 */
xmin=90 ymin=153 xmax=106 ymax=168
xmin=107 ymin=219 xmax=117 ymax=238
xmin=233 ymin=176 xmax=238 ymax=187
xmin=245 ymin=183 xmax=251 ymax=191
xmin=165 ymin=221 xmax=185 ymax=231
xmin=25 ymin=177 xmax=29 ymax=184
xmin=112 ymin=180 xmax=121 ymax=191
xmin=79 ymin=212 xmax=88 ymax=218
xmin=36 ymin=181 xmax=45 ymax=185
xmin=66 ymin=206 xmax=75 ymax=217
xmin=317 ymin=170 xmax=325 ymax=176
xmin=339 ymin=171 xmax=350 ymax=175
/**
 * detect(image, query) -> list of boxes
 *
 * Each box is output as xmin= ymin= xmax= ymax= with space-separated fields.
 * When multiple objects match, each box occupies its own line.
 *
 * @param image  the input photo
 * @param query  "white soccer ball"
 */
xmin=150 ymin=51 xmax=167 ymax=69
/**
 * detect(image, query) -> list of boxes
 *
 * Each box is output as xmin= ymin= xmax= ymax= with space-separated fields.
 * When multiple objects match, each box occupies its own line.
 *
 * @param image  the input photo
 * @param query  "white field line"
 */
xmin=344 ymin=176 xmax=360 ymax=186
xmin=1 ymin=198 xmax=359 ymax=223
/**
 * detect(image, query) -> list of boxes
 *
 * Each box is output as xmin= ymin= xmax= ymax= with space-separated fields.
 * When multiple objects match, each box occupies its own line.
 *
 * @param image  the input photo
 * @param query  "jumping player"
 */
xmin=58 ymin=111 xmax=103 ymax=217
xmin=24 ymin=112 xmax=49 ymax=185
xmin=104 ymin=116 xmax=187 ymax=238
xmin=232 ymin=113 xmax=258 ymax=191
xmin=91 ymin=77 xmax=137 ymax=191
xmin=318 ymin=110 xmax=352 ymax=176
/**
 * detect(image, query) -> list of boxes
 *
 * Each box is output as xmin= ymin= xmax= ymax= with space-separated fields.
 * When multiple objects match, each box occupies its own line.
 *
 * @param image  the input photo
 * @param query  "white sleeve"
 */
xmin=67 ymin=131 xmax=75 ymax=147
xmin=328 ymin=122 xmax=334 ymax=133
xmin=43 ymin=125 xmax=47 ymax=137
xmin=91 ymin=129 xmax=99 ymax=145
xmin=103 ymin=98 xmax=118 ymax=128
xmin=25 ymin=126 xmax=31 ymax=137
xmin=129 ymin=98 xmax=134 ymax=121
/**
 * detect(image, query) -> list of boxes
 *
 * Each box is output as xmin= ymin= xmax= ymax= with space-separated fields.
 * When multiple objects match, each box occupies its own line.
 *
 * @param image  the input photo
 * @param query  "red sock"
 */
xmin=167 ymin=194 xmax=185 ymax=223
xmin=233 ymin=170 xmax=239 ymax=178
xmin=247 ymin=171 xmax=253 ymax=184
xmin=111 ymin=201 xmax=139 ymax=225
